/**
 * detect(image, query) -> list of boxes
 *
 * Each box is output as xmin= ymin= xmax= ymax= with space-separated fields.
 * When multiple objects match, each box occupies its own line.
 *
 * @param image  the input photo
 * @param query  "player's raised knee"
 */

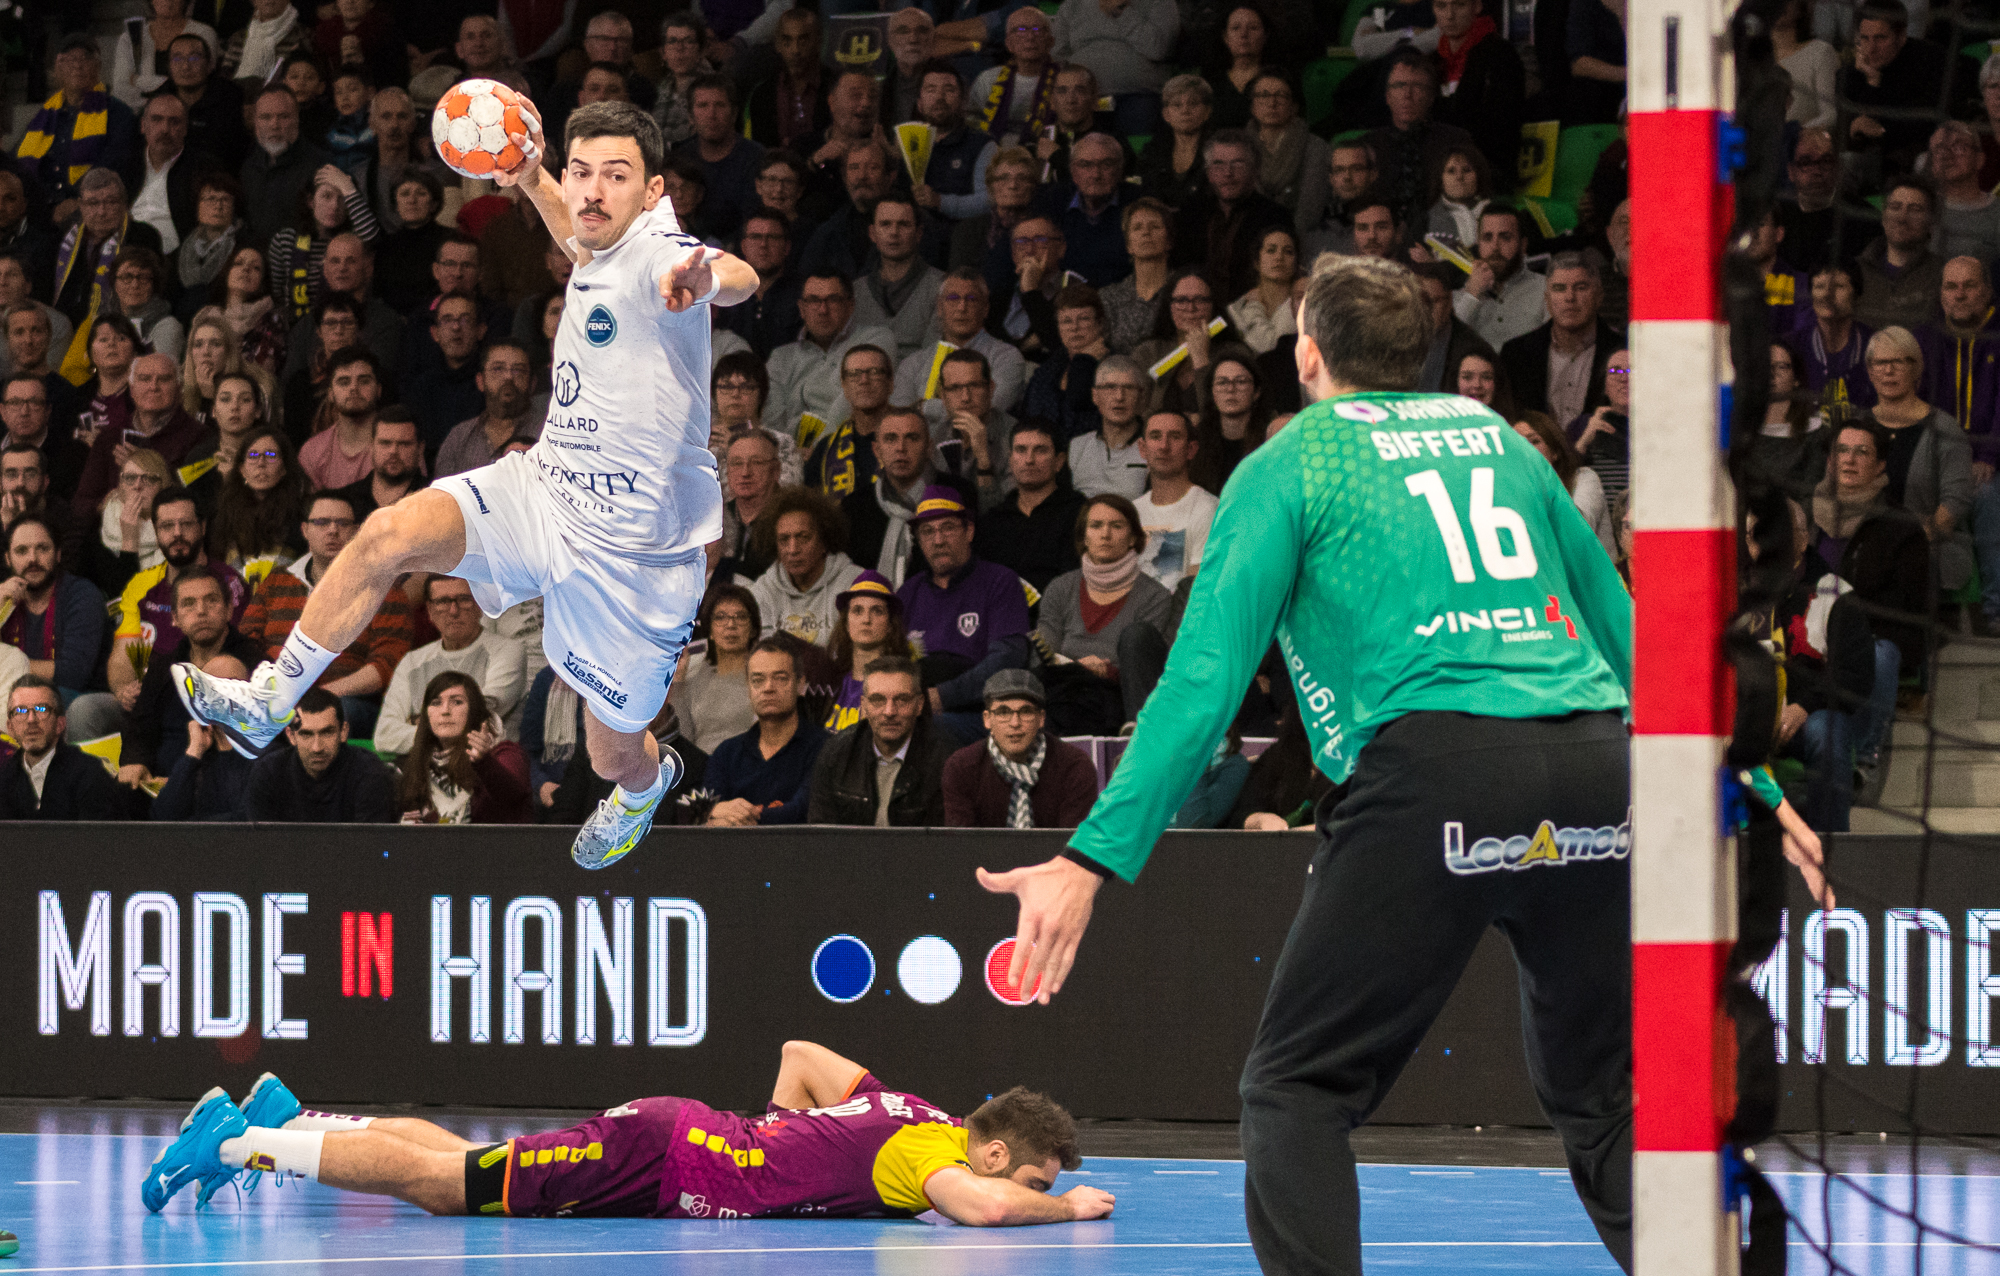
xmin=350 ymin=489 xmax=468 ymax=576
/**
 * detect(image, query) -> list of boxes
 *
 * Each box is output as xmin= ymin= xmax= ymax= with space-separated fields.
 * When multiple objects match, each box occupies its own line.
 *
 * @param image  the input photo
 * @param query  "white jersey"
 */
xmin=529 ymin=201 xmax=723 ymax=564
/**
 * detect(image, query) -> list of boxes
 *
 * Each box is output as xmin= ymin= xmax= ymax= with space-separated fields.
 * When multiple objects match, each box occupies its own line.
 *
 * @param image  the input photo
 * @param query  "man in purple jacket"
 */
xmin=1930 ymin=258 xmax=2000 ymax=628
xmin=896 ymin=486 xmax=1032 ymax=746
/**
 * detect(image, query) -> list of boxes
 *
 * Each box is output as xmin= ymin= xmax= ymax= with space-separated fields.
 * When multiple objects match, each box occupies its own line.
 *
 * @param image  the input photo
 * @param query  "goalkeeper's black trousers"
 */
xmin=1239 ymin=709 xmax=1633 ymax=1276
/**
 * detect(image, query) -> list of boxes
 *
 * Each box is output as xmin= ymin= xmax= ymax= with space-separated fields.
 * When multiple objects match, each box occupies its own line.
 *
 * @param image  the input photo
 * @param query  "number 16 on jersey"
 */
xmin=1404 ymin=468 xmax=1539 ymax=583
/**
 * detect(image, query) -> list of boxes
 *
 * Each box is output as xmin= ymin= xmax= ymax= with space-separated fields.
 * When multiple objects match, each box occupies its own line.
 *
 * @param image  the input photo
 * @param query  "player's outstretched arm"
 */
xmin=659 ymin=248 xmax=759 ymax=313
xmin=924 ymin=1166 xmax=1115 ymax=1226
xmin=769 ymin=1040 xmax=868 ymax=1110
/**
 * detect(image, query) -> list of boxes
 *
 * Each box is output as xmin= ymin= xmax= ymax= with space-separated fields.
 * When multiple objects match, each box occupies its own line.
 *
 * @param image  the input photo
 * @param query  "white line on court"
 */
xmin=1153 ymin=1170 xmax=1220 ymax=1175
xmin=1408 ymin=1171 xmax=1474 ymax=1176
xmin=12 ymin=1181 xmax=78 ymax=1185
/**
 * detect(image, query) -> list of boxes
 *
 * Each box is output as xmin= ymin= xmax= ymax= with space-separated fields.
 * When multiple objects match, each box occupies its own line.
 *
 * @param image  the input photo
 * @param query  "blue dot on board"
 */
xmin=811 ymin=935 xmax=875 ymax=1003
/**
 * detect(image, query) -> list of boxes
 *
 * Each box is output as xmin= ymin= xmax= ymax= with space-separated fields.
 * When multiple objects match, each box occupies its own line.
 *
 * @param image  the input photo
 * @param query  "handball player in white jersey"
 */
xmin=174 ymin=99 xmax=759 ymax=868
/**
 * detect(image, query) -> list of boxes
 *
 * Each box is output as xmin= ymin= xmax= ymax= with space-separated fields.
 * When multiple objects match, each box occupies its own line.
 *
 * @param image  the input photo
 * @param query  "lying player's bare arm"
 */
xmin=923 ymin=1165 xmax=1116 ymax=1226
xmin=769 ymin=1040 xmax=868 ymax=1110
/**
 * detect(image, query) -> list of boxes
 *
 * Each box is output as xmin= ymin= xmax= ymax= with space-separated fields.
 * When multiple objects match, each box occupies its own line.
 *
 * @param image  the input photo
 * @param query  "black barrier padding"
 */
xmin=12 ymin=826 xmax=1988 ymax=1132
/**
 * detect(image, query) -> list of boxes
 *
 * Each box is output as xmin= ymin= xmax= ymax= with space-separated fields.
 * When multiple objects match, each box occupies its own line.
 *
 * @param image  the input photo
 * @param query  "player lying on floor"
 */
xmin=141 ymin=1040 xmax=1115 ymax=1224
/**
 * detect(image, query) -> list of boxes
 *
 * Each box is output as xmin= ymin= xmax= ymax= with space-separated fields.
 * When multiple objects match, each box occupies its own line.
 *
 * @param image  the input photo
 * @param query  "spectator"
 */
xmin=374 ymin=574 xmax=528 ymax=755
xmin=80 ymin=446 xmax=168 ymax=594
xmin=240 ymin=86 xmax=331 ymax=248
xmin=1424 ymin=146 xmax=1495 ymax=250
xmin=0 ymin=675 xmax=126 ymax=820
xmin=1864 ymin=326 xmax=1976 ymax=595
xmin=1035 ymin=491 xmax=1173 ymax=734
xmin=1227 ymin=226 xmax=1300 ymax=357
xmin=878 ymin=10 xmax=939 ymax=127
xmin=299 ymin=345 xmax=383 ymax=489
xmin=910 ymin=63 xmax=994 ymax=221
xmin=1501 ymin=252 xmax=1617 ymax=424
xmin=389 ymin=670 xmax=531 ymax=823
xmin=1022 ymin=283 xmax=1110 ymax=439
xmin=1131 ymin=270 xmax=1240 ymax=420
xmin=222 ymin=0 xmax=310 ymax=85
xmin=1302 ymin=142 xmax=1381 ymax=261
xmin=1572 ymin=347 xmax=1633 ymax=498
xmin=151 ymin=651 xmax=257 ymax=819
xmin=1138 ymin=74 xmax=1214 ymax=210
xmin=1453 ymin=205 xmax=1546 ymax=350
xmin=1361 ymin=51 xmax=1478 ymax=225
xmin=1040 ymin=132 xmax=1133 ymax=290
xmin=1191 ymin=354 xmax=1272 ymax=491
xmin=1172 ymin=130 xmax=1293 ymax=300
xmin=670 ymin=585 xmax=760 ymax=753
xmin=0 ymin=256 xmax=73 ymax=380
xmin=433 ymin=341 xmax=538 ymax=478
xmin=0 ymin=443 xmax=72 ymax=557
xmin=1453 ymin=347 xmax=1517 ymax=420
xmin=1855 ymin=179 xmax=1945 ymax=333
xmin=930 ymin=348 xmax=1017 ymax=501
xmin=116 ymin=564 xmax=264 ymax=785
xmin=764 ymin=273 xmax=898 ymax=433
xmin=73 ymin=352 xmax=208 ymax=517
xmin=1514 ymin=409 xmax=1615 ymax=556
xmin=404 ymin=295 xmax=489 ymax=452
xmin=970 ymin=8 xmax=1062 ymax=148
xmin=209 ymin=426 xmax=308 ymax=571
xmin=713 ymin=427 xmax=782 ymax=583
xmin=1775 ymin=129 xmax=1868 ymax=275
xmin=204 ymin=245 xmax=288 ymax=374
xmin=56 ymin=170 xmax=166 ymax=351
xmin=1929 ymin=124 xmax=2000 ymax=265
xmin=1099 ymin=199 xmax=1174 ymax=356
xmin=809 ymin=653 xmax=951 ymax=825
xmin=678 ymin=76 xmax=765 ymax=241
xmin=704 ymin=638 xmax=827 ymax=825
xmin=844 ymin=407 xmax=975 ymax=586
xmin=1567 ymin=0 xmax=1628 ymax=123
xmin=109 ymin=247 xmax=184 ymax=362
xmin=941 ymin=668 xmax=1097 ymax=827
xmin=375 ymin=173 xmax=447 ymax=311
xmin=241 ymin=687 xmax=396 ymax=821
xmin=1053 ymin=0 xmax=1177 ymax=137
xmin=1838 ymin=0 xmax=1974 ymax=175
xmin=444 ymin=13 xmax=513 ymax=81
xmin=4 ymin=306 xmax=81 ymax=440
xmin=105 ymin=489 xmax=249 ymax=706
xmin=799 ymin=141 xmax=898 ymax=282
xmin=1807 ymin=420 xmax=1929 ymax=778
xmin=745 ymin=10 xmax=829 ymax=154
xmin=751 ymin=151 xmax=815 ymax=244
xmin=241 ymin=489 xmax=411 ymax=735
xmin=849 ymin=196 xmax=946 ymax=363
xmin=898 ymin=486 xmax=1032 ymax=739
xmin=0 ymin=517 xmax=108 ymax=712
xmin=185 ymin=307 xmax=280 ymax=427
xmin=822 ymin=569 xmax=907 ymax=731
xmin=1426 ymin=0 xmax=1526 ymax=185
xmin=2 ymin=373 xmax=86 ymax=500
xmin=976 ymin=418 xmax=1085 ymax=590
xmin=1413 ymin=263 xmax=1494 ymax=394
xmin=1132 ymin=411 xmax=1216 ymax=591
xmin=1245 ymin=74 xmax=1329 ymax=234
xmin=1596 ymin=197 xmax=1634 ymax=327
xmin=328 ymin=409 xmax=422 ymax=523
xmin=994 ymin=215 xmax=1072 ymax=358
xmin=1918 ymin=257 xmax=2000 ymax=463
xmin=1066 ymin=355 xmax=1151 ymax=499
xmin=718 ymin=211 xmax=803 ymax=360
xmin=75 ymin=316 xmax=140 ymax=460
xmin=1747 ymin=209 xmax=1810 ymax=338
xmin=266 ymin=162 xmax=380 ymax=324
xmin=1749 ymin=338 xmax=1830 ymax=503
xmin=18 ymin=37 xmax=141 ymax=216
xmin=748 ymin=486 xmax=865 ymax=646
xmin=120 ymin=91 xmax=217 ymax=258
xmin=281 ymin=239 xmax=404 ymax=400
xmin=890 ymin=277 xmax=1026 ymax=428
xmin=164 ymin=31 xmax=249 ymax=171
xmin=651 ymin=12 xmax=714 ymax=147
xmin=1346 ymin=195 xmax=1402 ymax=261
xmin=950 ymin=149 xmax=1039 ymax=319
xmin=1799 ymin=262 xmax=1876 ymax=416
xmin=1771 ymin=0 xmax=1838 ymax=128
xmin=1204 ymin=5 xmax=1271 ymax=129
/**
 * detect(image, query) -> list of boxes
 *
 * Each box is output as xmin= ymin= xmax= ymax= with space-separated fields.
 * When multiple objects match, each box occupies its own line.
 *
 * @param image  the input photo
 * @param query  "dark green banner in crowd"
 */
xmin=5 ymin=827 xmax=1996 ymax=1133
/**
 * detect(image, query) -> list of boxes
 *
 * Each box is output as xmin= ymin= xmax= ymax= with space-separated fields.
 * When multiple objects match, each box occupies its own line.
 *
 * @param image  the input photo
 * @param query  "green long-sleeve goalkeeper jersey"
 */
xmin=1069 ymin=392 xmax=1635 ymax=882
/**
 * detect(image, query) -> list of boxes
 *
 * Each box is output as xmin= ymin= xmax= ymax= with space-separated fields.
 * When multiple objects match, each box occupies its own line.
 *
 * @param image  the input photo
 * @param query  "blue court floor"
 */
xmin=0 ymin=1115 xmax=1994 ymax=1273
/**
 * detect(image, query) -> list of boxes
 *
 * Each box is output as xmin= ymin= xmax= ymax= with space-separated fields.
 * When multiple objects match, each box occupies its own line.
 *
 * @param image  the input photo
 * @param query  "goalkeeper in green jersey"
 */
xmin=977 ymin=255 xmax=1831 ymax=1276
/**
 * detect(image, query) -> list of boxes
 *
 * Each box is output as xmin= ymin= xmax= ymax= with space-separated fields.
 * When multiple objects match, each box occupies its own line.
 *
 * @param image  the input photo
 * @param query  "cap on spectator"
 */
xmin=59 ymin=33 xmax=99 ymax=55
xmin=836 ymin=569 xmax=901 ymax=613
xmin=910 ymin=485 xmax=971 ymax=524
xmin=407 ymin=66 xmax=460 ymax=113
xmin=982 ymin=668 xmax=1045 ymax=707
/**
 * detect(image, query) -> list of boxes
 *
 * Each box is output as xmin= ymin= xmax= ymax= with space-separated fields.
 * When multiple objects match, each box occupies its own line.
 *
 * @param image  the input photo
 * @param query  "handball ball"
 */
xmin=432 ymin=79 xmax=539 ymax=179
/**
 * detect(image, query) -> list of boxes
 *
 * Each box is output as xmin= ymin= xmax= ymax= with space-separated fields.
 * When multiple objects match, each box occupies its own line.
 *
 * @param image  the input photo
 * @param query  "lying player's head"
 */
xmin=564 ymin=100 xmax=667 ymax=250
xmin=962 ymin=1087 xmax=1082 ymax=1190
xmin=1295 ymin=255 xmax=1431 ymax=398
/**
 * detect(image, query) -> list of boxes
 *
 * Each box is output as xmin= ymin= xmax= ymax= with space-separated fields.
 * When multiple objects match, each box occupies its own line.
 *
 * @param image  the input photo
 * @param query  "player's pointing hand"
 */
xmin=976 ymin=856 xmax=1103 ymax=1005
xmin=661 ymin=248 xmax=716 ymax=313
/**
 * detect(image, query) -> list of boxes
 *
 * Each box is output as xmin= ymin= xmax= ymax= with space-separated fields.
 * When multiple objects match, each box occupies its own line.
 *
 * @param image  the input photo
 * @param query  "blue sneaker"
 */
xmin=213 ymin=1073 xmax=303 ymax=1204
xmin=172 ymin=660 xmax=293 ymax=759
xmin=141 ymin=1088 xmax=247 ymax=1213
xmin=572 ymin=749 xmax=679 ymax=870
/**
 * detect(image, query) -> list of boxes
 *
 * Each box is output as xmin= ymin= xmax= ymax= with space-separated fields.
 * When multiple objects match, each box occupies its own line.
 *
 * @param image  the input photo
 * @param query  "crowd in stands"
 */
xmin=0 ymin=0 xmax=1980 ymax=837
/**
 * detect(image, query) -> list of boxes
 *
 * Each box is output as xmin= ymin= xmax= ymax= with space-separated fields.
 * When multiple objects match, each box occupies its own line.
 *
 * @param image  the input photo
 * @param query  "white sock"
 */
xmin=218 ymin=1128 xmax=324 ymax=1180
xmin=612 ymin=763 xmax=666 ymax=815
xmin=269 ymin=629 xmax=337 ymax=709
xmin=284 ymin=1111 xmax=374 ymax=1132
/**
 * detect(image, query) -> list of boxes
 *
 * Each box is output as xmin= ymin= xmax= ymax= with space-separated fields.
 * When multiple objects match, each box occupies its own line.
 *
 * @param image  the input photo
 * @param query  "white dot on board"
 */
xmin=897 ymin=936 xmax=962 ymax=1005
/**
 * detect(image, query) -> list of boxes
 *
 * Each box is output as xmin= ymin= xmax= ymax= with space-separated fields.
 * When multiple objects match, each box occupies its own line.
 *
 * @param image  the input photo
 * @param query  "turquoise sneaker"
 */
xmin=210 ymin=1073 xmax=303 ymax=1204
xmin=172 ymin=660 xmax=294 ymax=759
xmin=571 ymin=749 xmax=679 ymax=870
xmin=141 ymin=1088 xmax=247 ymax=1213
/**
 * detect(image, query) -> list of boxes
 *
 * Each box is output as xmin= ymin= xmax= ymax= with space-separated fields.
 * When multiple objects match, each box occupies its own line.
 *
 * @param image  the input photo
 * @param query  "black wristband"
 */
xmin=1062 ymin=848 xmax=1115 ymax=879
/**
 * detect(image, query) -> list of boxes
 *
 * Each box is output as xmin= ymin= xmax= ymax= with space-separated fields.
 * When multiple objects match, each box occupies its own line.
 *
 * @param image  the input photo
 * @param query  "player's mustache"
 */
xmin=580 ymin=200 xmax=608 ymax=219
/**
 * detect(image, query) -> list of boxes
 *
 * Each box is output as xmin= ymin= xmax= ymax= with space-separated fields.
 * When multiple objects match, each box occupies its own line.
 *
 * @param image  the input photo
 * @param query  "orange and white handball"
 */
xmin=430 ymin=78 xmax=540 ymax=179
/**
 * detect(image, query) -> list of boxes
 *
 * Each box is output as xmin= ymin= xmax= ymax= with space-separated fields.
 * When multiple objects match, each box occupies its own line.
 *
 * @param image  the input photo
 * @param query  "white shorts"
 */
xmin=435 ymin=452 xmax=704 ymax=735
